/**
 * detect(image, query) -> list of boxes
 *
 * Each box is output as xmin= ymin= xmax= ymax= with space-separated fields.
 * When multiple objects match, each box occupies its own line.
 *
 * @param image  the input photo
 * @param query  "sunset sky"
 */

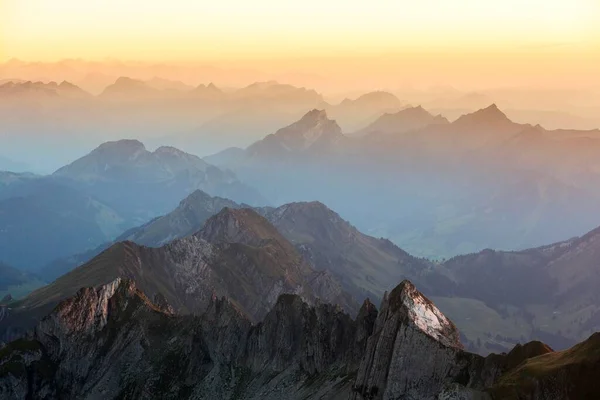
xmin=1 ymin=0 xmax=599 ymax=90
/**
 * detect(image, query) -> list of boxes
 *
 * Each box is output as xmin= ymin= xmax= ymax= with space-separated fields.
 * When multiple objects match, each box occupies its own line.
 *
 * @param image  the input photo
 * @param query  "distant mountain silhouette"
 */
xmin=354 ymin=105 xmax=449 ymax=136
xmin=53 ymin=139 xmax=265 ymax=216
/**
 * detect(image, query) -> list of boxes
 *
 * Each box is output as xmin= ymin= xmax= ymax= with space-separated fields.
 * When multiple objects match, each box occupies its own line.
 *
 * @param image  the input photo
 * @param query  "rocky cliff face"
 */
xmin=0 ymin=278 xmax=369 ymax=399
xmin=0 ymin=278 xmax=585 ymax=400
xmin=2 ymin=208 xmax=358 ymax=343
xmin=349 ymin=281 xmax=557 ymax=400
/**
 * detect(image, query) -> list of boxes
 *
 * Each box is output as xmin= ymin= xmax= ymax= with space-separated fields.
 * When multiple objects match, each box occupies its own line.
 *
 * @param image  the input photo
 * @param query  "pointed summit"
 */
xmin=191 ymin=82 xmax=225 ymax=100
xmin=246 ymin=109 xmax=344 ymax=157
xmin=198 ymin=207 xmax=292 ymax=250
xmin=454 ymin=103 xmax=512 ymax=127
xmin=117 ymin=189 xmax=241 ymax=246
xmin=387 ymin=280 xmax=462 ymax=348
xmin=272 ymin=109 xmax=342 ymax=148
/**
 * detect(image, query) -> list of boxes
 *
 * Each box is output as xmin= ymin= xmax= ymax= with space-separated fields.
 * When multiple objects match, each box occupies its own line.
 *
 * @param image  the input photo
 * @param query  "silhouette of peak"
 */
xmin=94 ymin=139 xmax=146 ymax=154
xmin=107 ymin=77 xmax=151 ymax=91
xmin=343 ymin=91 xmax=402 ymax=108
xmin=387 ymin=280 xmax=463 ymax=349
xmin=198 ymin=207 xmax=286 ymax=247
xmin=454 ymin=103 xmax=512 ymax=126
xmin=301 ymin=108 xmax=329 ymax=121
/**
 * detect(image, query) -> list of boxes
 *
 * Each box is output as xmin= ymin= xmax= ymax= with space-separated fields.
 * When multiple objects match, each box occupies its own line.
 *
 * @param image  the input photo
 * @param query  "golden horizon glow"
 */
xmin=2 ymin=0 xmax=599 ymax=61
xmin=1 ymin=0 xmax=599 ymax=91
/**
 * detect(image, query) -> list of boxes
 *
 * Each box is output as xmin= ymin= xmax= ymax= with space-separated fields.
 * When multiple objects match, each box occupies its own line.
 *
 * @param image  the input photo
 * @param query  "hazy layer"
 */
xmin=2 ymin=0 xmax=599 ymax=92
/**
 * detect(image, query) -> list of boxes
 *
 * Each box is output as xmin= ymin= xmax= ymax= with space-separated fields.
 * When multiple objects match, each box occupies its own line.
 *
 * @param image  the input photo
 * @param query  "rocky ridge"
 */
xmin=0 ymin=278 xmax=571 ymax=400
xmin=1 ymin=208 xmax=358 ymax=343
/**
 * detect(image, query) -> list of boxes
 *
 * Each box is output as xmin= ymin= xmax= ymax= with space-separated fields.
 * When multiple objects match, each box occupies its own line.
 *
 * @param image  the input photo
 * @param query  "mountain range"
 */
xmin=209 ymin=106 xmax=600 ymax=259
xmin=25 ymin=187 xmax=600 ymax=355
xmin=1 ymin=206 xmax=357 ymax=341
xmin=3 ymin=183 xmax=600 ymax=397
xmin=0 ymin=79 xmax=405 ymax=167
xmin=1 ymin=276 xmax=597 ymax=399
xmin=0 ymin=141 xmax=264 ymax=271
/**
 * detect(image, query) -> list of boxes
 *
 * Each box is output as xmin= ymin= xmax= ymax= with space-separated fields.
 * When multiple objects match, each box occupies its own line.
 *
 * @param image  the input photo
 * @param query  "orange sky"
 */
xmin=1 ymin=0 xmax=599 ymax=90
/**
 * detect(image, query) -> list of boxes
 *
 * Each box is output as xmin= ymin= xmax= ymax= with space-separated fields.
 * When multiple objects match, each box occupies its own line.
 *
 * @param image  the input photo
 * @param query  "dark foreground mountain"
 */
xmin=2 ymin=278 xmax=593 ymax=399
xmin=1 ymin=208 xmax=356 ymax=342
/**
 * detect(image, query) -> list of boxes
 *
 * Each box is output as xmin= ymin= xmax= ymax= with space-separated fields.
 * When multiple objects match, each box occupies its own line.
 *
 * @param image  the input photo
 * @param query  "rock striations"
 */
xmin=1 ymin=277 xmax=579 ymax=400
xmin=1 ymin=207 xmax=358 ymax=344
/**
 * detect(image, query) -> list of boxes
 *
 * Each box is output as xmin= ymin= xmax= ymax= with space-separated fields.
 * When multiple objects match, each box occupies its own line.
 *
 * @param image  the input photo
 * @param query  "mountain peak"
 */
xmin=387 ymin=280 xmax=462 ymax=349
xmin=454 ymin=103 xmax=512 ymax=127
xmin=198 ymin=207 xmax=288 ymax=248
xmin=177 ymin=189 xmax=216 ymax=207
xmin=301 ymin=108 xmax=329 ymax=121
xmin=357 ymin=105 xmax=449 ymax=136
xmin=94 ymin=139 xmax=146 ymax=154
xmin=275 ymin=109 xmax=342 ymax=148
xmin=153 ymin=145 xmax=188 ymax=157
xmin=247 ymin=109 xmax=343 ymax=156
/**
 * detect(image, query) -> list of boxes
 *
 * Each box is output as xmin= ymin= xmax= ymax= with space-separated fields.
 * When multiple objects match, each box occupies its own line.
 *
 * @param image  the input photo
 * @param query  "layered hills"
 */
xmin=211 ymin=106 xmax=600 ymax=260
xmin=1 ymin=207 xmax=357 ymax=342
xmin=35 ymin=188 xmax=600 ymax=354
xmin=0 ymin=140 xmax=264 ymax=271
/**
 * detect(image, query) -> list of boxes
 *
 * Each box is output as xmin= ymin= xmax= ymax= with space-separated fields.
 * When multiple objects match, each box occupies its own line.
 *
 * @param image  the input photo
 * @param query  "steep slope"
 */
xmin=119 ymin=189 xmax=242 ymax=246
xmin=39 ymin=189 xmax=244 ymax=281
xmin=0 ymin=278 xmax=365 ymax=399
xmin=262 ymin=202 xmax=446 ymax=301
xmin=0 ymin=278 xmax=568 ymax=399
xmin=2 ymin=208 xmax=357 ymax=341
xmin=246 ymin=109 xmax=348 ymax=160
xmin=50 ymin=191 xmax=437 ymax=304
xmin=53 ymin=139 xmax=265 ymax=217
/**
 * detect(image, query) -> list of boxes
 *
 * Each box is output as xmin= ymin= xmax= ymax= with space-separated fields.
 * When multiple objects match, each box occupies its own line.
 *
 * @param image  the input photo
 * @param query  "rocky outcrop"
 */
xmin=0 ymin=278 xmax=580 ymax=400
xmin=349 ymin=281 xmax=554 ymax=400
xmin=3 ymin=208 xmax=358 ymax=343
xmin=352 ymin=281 xmax=470 ymax=399
xmin=0 ymin=278 xmax=369 ymax=399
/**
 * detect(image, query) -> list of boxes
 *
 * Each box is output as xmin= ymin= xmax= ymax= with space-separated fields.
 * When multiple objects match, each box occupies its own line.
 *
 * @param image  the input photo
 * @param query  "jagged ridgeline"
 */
xmin=1 ymin=276 xmax=597 ymax=400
